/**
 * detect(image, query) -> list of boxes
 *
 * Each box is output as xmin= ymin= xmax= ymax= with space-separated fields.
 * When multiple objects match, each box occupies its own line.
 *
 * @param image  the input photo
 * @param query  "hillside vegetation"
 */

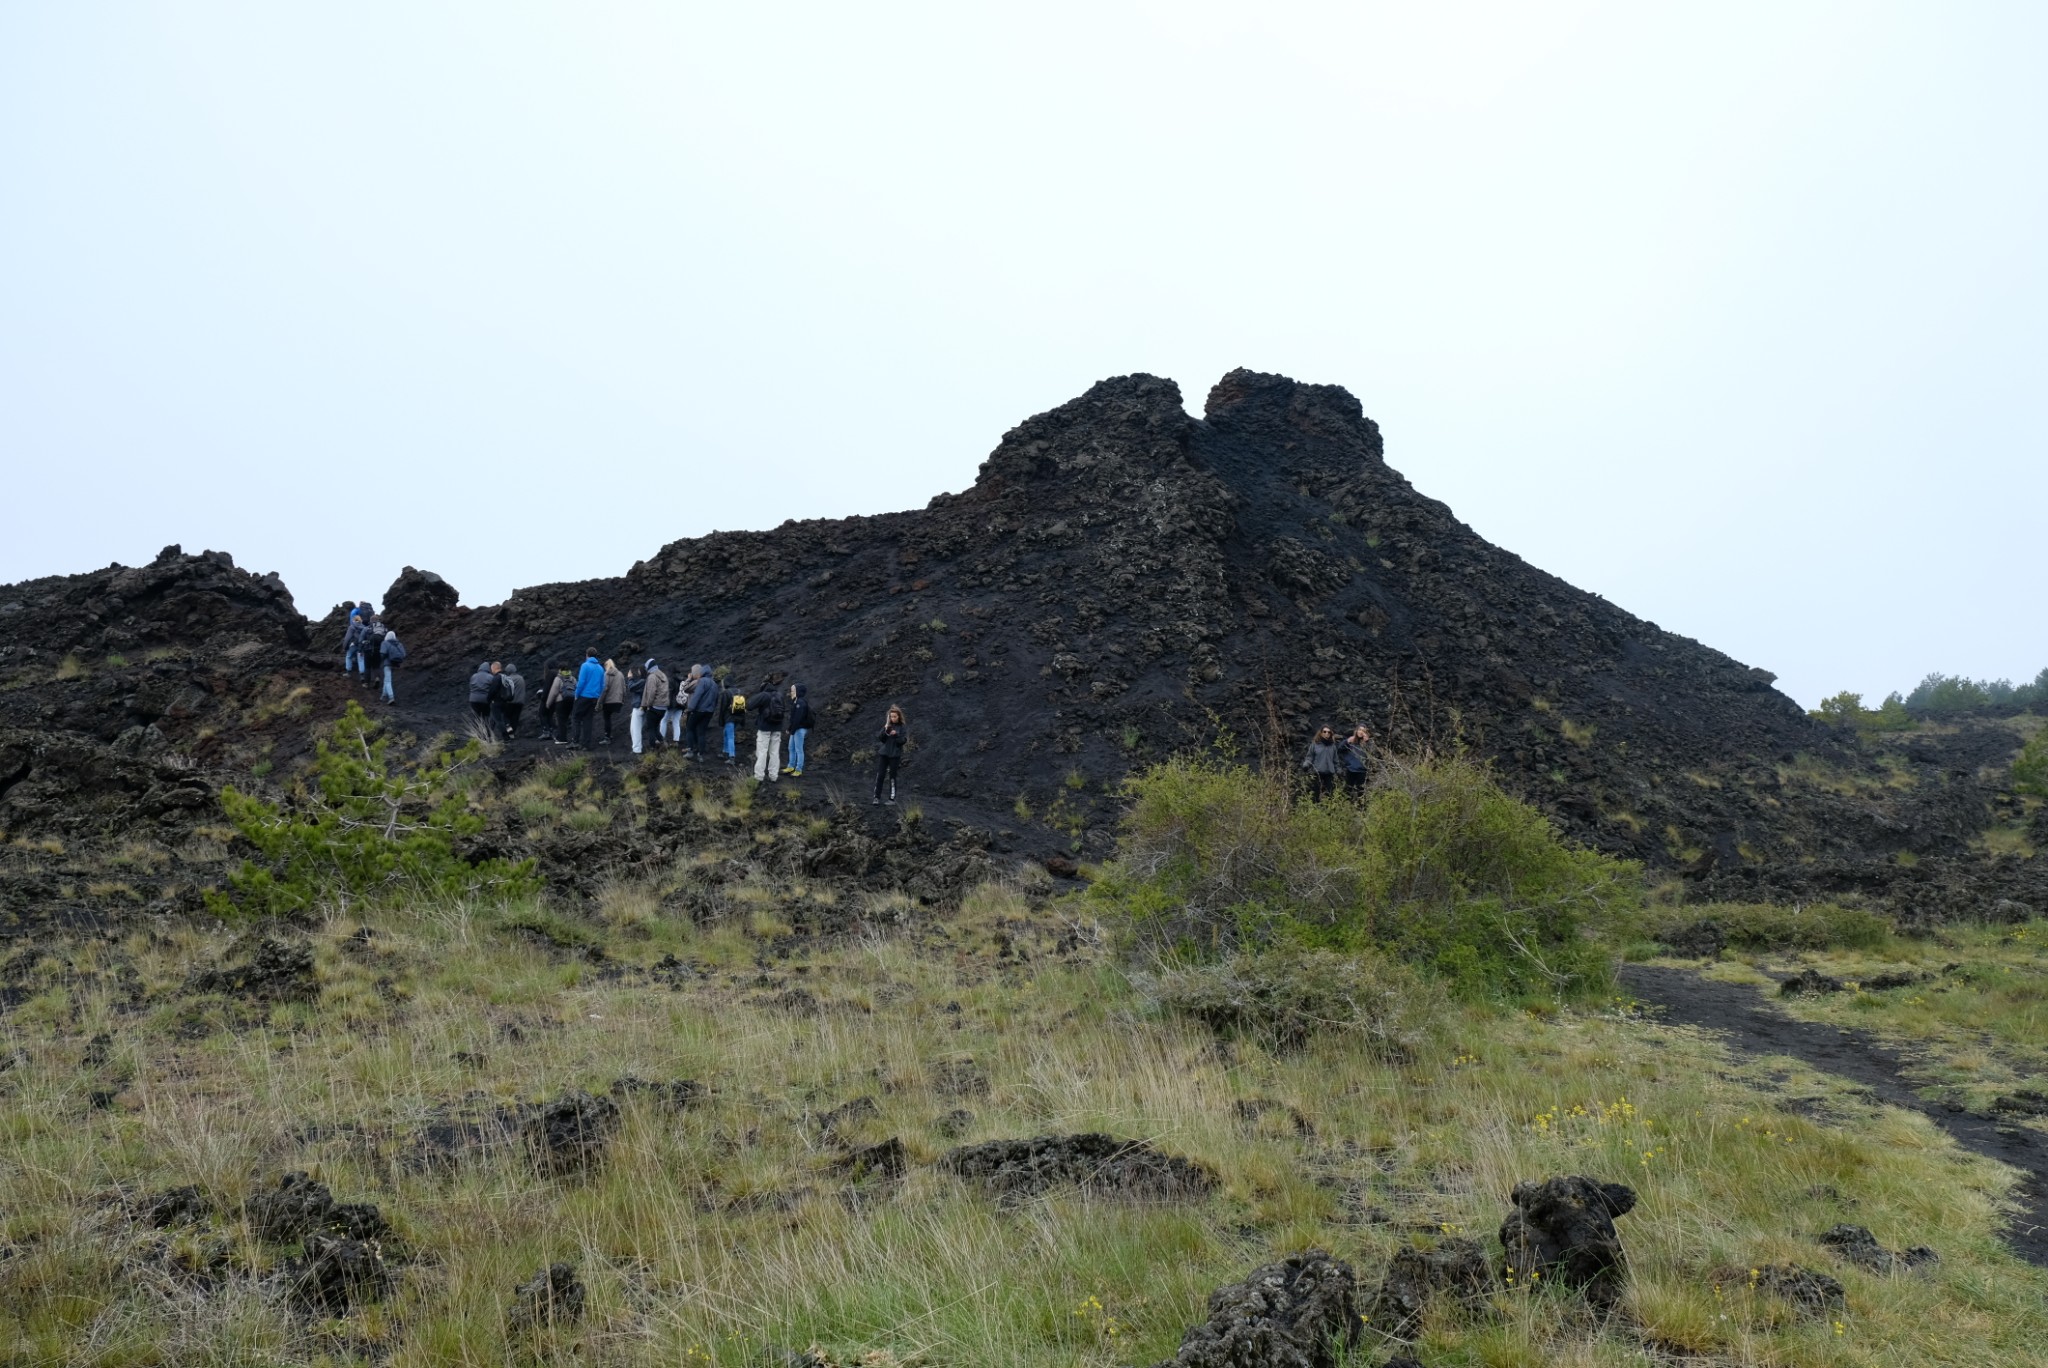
xmin=3 ymin=730 xmax=2045 ymax=1366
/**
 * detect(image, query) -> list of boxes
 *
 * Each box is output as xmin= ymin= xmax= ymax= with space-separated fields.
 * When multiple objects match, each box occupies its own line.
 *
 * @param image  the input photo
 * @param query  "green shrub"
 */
xmin=2014 ymin=729 xmax=2048 ymax=798
xmin=1811 ymin=690 xmax=1915 ymax=731
xmin=1649 ymin=902 xmax=1890 ymax=953
xmin=1091 ymin=753 xmax=1639 ymax=1000
xmin=1150 ymin=944 xmax=1419 ymax=1056
xmin=212 ymin=702 xmax=537 ymax=918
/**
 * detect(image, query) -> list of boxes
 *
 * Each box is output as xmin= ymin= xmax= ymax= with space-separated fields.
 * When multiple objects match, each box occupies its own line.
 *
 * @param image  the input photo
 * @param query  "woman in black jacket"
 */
xmin=873 ymin=705 xmax=907 ymax=805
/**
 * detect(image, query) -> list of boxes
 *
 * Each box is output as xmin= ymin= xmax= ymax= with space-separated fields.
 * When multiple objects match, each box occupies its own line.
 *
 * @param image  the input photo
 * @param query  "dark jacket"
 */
xmin=502 ymin=668 xmax=527 ymax=706
xmin=750 ymin=688 xmax=786 ymax=731
xmin=877 ymin=719 xmax=906 ymax=759
xmin=1338 ymin=738 xmax=1369 ymax=774
xmin=688 ymin=672 xmax=719 ymax=714
xmin=343 ymin=618 xmax=367 ymax=651
xmin=787 ymin=684 xmax=814 ymax=732
xmin=379 ymin=630 xmax=404 ymax=664
xmin=468 ymin=668 xmax=499 ymax=705
xmin=1302 ymin=738 xmax=1341 ymax=775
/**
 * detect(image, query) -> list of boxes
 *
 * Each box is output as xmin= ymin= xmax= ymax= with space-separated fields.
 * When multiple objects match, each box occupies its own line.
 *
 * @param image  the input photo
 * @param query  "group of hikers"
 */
xmin=1300 ymin=723 xmax=1375 ymax=801
xmin=339 ymin=601 xmax=407 ymax=702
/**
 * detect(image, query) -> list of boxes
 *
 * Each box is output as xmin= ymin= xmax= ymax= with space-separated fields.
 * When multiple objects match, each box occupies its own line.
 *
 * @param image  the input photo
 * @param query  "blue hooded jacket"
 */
xmin=576 ymin=657 xmax=606 ymax=699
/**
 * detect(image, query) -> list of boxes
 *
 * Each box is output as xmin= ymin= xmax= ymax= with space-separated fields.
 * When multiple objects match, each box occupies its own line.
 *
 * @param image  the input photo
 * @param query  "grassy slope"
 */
xmin=5 ymin=879 xmax=2048 ymax=1367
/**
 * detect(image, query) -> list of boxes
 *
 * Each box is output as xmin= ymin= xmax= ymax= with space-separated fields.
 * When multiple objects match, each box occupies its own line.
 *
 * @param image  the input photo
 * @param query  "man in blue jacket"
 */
xmin=574 ymin=648 xmax=606 ymax=748
xmin=686 ymin=664 xmax=719 ymax=760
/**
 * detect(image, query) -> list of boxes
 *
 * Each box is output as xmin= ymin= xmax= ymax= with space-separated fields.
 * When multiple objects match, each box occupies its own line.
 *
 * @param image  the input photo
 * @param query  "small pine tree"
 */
xmin=213 ymin=701 xmax=536 ymax=917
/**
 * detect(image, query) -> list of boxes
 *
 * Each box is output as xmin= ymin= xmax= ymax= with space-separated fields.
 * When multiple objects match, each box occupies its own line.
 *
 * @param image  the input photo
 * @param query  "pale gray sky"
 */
xmin=3 ymin=3 xmax=2042 ymax=705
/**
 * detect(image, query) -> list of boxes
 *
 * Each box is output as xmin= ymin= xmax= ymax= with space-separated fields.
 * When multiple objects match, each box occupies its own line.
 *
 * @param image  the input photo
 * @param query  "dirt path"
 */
xmin=1619 ymin=963 xmax=2048 ymax=1267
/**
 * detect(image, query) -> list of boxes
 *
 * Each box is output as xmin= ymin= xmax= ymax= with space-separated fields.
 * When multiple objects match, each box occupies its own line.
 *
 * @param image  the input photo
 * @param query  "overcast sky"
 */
xmin=3 ymin=3 xmax=2041 ymax=706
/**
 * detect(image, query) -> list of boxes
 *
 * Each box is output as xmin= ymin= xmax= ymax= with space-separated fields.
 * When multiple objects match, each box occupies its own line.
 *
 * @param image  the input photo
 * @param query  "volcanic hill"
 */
xmin=1 ymin=368 xmax=2040 ymax=928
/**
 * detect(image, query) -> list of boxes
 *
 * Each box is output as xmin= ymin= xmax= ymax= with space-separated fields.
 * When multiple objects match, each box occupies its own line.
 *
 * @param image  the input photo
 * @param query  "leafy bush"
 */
xmin=212 ymin=702 xmax=537 ymax=918
xmin=1649 ymin=902 xmax=1890 ymax=953
xmin=1150 ymin=945 xmax=1420 ymax=1056
xmin=1091 ymin=753 xmax=1640 ymax=1000
xmin=2014 ymin=729 xmax=2048 ymax=798
xmin=1904 ymin=668 xmax=2048 ymax=716
xmin=1811 ymin=690 xmax=1915 ymax=732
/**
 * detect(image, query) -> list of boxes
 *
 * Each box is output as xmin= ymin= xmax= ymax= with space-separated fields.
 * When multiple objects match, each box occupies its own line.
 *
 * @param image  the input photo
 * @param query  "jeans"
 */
xmin=753 ymin=731 xmax=781 ymax=781
xmin=873 ymin=754 xmax=899 ymax=801
xmin=787 ymin=728 xmax=807 ymax=771
xmin=631 ymin=707 xmax=647 ymax=754
xmin=662 ymin=707 xmax=685 ymax=744
xmin=380 ymin=664 xmax=394 ymax=702
xmin=723 ymin=721 xmax=736 ymax=758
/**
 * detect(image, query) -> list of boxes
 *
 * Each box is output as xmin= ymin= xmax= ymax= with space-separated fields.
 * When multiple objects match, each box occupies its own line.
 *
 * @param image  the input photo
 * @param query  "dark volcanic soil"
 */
xmin=3 ymin=368 xmax=2044 ymax=927
xmin=1620 ymin=964 xmax=2048 ymax=1266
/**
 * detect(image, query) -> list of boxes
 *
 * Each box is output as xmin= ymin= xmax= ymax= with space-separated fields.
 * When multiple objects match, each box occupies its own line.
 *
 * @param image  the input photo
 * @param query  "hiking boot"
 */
xmin=872 ymin=797 xmax=881 ymax=806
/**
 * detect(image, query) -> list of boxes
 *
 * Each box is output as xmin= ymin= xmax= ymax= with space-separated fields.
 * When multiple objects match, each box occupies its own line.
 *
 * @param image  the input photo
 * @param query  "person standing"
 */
xmin=377 ymin=624 xmax=404 ymax=704
xmin=500 ymin=662 xmax=527 ymax=739
xmin=638 ymin=659 xmax=670 ymax=753
xmin=1301 ymin=725 xmax=1340 ymax=802
xmin=661 ymin=666 xmax=688 ymax=749
xmin=782 ymin=682 xmax=814 ymax=777
xmin=573 ymin=649 xmax=605 ymax=748
xmin=600 ymin=658 xmax=626 ymax=746
xmin=749 ymin=676 xmax=785 ymax=781
xmin=1338 ymin=724 xmax=1372 ymax=799
xmin=468 ymin=662 xmax=499 ymax=729
xmin=545 ymin=665 xmax=576 ymax=744
xmin=719 ymin=682 xmax=742 ymax=765
xmin=872 ymin=704 xmax=907 ymax=805
xmin=686 ymin=664 xmax=719 ymax=760
xmin=342 ymin=608 xmax=366 ymax=680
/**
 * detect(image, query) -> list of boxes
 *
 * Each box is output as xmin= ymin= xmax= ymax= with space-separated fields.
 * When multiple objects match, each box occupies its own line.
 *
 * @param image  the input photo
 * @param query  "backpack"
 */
xmin=382 ymin=634 xmax=407 ymax=663
xmin=728 ymin=691 xmax=746 ymax=717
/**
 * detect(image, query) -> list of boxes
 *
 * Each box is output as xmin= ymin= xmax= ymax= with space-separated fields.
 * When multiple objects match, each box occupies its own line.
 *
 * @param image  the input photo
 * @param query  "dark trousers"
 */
xmin=573 ymin=697 xmax=598 ymax=746
xmin=686 ymin=711 xmax=711 ymax=757
xmin=470 ymin=702 xmax=491 ymax=726
xmin=504 ymin=702 xmax=523 ymax=737
xmin=1308 ymin=772 xmax=1335 ymax=803
xmin=602 ymin=702 xmax=621 ymax=743
xmin=874 ymin=755 xmax=900 ymax=801
xmin=550 ymin=699 xmax=573 ymax=738
xmin=1343 ymin=769 xmax=1366 ymax=798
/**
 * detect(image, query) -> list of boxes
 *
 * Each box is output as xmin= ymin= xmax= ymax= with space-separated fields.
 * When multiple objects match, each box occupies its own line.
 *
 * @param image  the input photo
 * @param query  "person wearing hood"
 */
xmin=573 ymin=649 xmax=605 ymax=747
xmin=1301 ymin=725 xmax=1341 ymax=802
xmin=781 ymin=682 xmax=814 ymax=777
xmin=600 ymin=658 xmax=626 ymax=745
xmin=872 ymin=704 xmax=907 ymax=805
xmin=685 ymin=664 xmax=719 ymax=760
xmin=377 ymin=624 xmax=404 ymax=704
xmin=500 ymin=662 xmax=527 ymax=739
xmin=468 ymin=662 xmax=499 ymax=728
xmin=342 ymin=607 xmax=367 ymax=680
xmin=633 ymin=659 xmax=668 ymax=754
xmin=748 ymin=676 xmax=786 ymax=782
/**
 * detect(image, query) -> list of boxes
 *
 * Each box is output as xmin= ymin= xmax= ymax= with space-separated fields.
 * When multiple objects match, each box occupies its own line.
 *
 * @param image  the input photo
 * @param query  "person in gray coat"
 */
xmin=499 ymin=662 xmax=527 ymax=739
xmin=468 ymin=663 xmax=498 ymax=728
xmin=1301 ymin=725 xmax=1341 ymax=803
xmin=636 ymin=659 xmax=670 ymax=753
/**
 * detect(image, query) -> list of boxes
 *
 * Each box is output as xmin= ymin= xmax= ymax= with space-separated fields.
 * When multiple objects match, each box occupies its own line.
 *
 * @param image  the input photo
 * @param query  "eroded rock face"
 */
xmin=525 ymin=1091 xmax=620 ymax=1177
xmin=1498 ymin=1176 xmax=1636 ymax=1307
xmin=1152 ymin=1251 xmax=1360 ymax=1368
xmin=940 ymin=1134 xmax=1216 ymax=1202
xmin=507 ymin=1262 xmax=586 ymax=1333
xmin=1368 ymin=1239 xmax=1490 ymax=1338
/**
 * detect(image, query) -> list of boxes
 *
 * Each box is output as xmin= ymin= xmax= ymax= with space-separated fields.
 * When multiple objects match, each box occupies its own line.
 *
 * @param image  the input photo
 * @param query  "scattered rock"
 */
xmin=1817 ymin=1223 xmax=1938 ymax=1272
xmin=283 ymin=1233 xmax=390 ymax=1314
xmin=1733 ymin=1263 xmax=1846 ymax=1314
xmin=1151 ymin=1251 xmax=1359 ymax=1368
xmin=815 ymin=1095 xmax=882 ymax=1143
xmin=1497 ymin=1176 xmax=1636 ymax=1308
xmin=1991 ymin=1089 xmax=2048 ymax=1118
xmin=930 ymin=1055 xmax=989 ymax=1098
xmin=832 ymin=1137 xmax=908 ymax=1182
xmin=935 ymin=1108 xmax=976 ymax=1139
xmin=133 ymin=1184 xmax=211 ymax=1228
xmin=1041 ymin=854 xmax=1079 ymax=879
xmin=1658 ymin=920 xmax=1726 ymax=959
xmin=942 ymin=1133 xmax=1217 ymax=1203
xmin=1779 ymin=968 xmax=1845 ymax=997
xmin=189 ymin=936 xmax=318 ymax=1004
xmin=525 ymin=1091 xmax=620 ymax=1176
xmin=1859 ymin=970 xmax=1929 ymax=991
xmin=245 ymin=1171 xmax=391 ymax=1245
xmin=507 ymin=1261 xmax=586 ymax=1333
xmin=608 ymin=1075 xmax=702 ymax=1112
xmin=1367 ymin=1239 xmax=1490 ymax=1338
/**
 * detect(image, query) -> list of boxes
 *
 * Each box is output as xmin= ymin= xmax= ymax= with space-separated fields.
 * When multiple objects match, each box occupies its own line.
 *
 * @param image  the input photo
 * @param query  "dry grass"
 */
xmin=1 ymin=891 xmax=2045 ymax=1365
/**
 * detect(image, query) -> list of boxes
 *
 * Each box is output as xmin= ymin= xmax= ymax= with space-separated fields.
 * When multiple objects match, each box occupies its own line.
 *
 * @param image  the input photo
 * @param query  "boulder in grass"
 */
xmin=1498 ymin=1176 xmax=1636 ymax=1308
xmin=1152 ymin=1251 xmax=1360 ymax=1368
